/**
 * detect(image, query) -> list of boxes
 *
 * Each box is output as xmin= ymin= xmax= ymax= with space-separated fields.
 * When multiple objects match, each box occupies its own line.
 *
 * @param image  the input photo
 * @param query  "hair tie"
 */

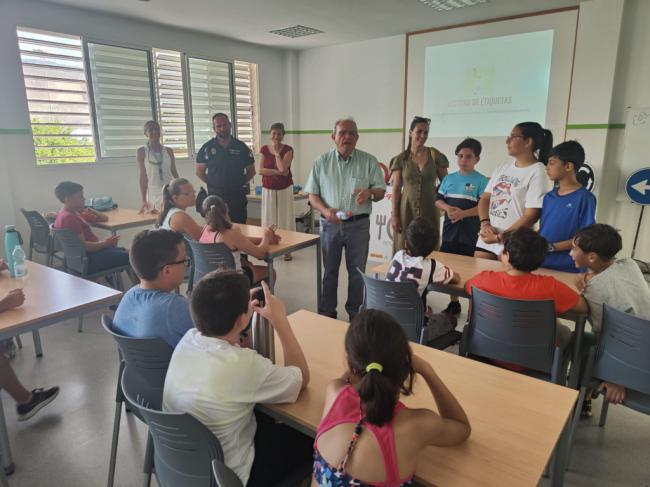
xmin=365 ymin=362 xmax=383 ymax=374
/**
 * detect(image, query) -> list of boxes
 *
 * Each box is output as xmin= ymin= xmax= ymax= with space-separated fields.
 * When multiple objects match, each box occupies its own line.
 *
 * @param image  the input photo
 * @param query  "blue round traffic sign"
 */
xmin=626 ymin=168 xmax=650 ymax=205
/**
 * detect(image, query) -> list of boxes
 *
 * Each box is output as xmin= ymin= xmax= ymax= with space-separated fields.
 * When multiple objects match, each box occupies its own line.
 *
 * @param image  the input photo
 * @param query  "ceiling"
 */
xmin=39 ymin=0 xmax=580 ymax=50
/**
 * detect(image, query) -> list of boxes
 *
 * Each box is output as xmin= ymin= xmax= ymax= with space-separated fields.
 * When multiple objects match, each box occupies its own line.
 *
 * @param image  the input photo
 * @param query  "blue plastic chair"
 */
xmin=121 ymin=365 xmax=224 ymax=487
xmin=184 ymin=238 xmax=236 ymax=293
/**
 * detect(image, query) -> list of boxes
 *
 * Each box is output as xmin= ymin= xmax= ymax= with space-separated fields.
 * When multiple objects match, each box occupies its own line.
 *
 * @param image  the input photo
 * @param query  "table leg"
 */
xmin=267 ymin=257 xmax=275 ymax=293
xmin=0 ymin=399 xmax=14 ymax=475
xmin=316 ymin=241 xmax=322 ymax=312
xmin=32 ymin=330 xmax=43 ymax=358
xmin=568 ymin=316 xmax=586 ymax=389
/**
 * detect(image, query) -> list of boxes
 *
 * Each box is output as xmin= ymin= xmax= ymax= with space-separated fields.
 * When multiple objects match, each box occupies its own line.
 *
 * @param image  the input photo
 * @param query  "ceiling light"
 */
xmin=268 ymin=25 xmax=324 ymax=38
xmin=418 ymin=0 xmax=489 ymax=11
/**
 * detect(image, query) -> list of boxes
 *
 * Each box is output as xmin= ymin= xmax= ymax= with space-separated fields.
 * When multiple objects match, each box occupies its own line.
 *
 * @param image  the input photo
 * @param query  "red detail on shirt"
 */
xmin=261 ymin=144 xmax=294 ymax=190
xmin=54 ymin=208 xmax=99 ymax=243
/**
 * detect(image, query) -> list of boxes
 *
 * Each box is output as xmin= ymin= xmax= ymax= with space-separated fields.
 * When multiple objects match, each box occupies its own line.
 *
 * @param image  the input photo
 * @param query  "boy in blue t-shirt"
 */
xmin=540 ymin=140 xmax=596 ymax=273
xmin=435 ymin=138 xmax=488 ymax=314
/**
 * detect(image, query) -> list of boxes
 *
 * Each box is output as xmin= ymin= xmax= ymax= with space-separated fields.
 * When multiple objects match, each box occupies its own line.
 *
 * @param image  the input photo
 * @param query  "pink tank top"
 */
xmin=314 ymin=385 xmax=412 ymax=487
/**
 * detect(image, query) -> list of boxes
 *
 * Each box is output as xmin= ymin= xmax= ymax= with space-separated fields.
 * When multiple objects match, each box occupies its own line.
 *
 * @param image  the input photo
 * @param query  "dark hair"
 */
xmin=212 ymin=112 xmax=230 ymax=122
xmin=549 ymin=140 xmax=585 ymax=171
xmin=190 ymin=270 xmax=250 ymax=337
xmin=269 ymin=122 xmax=285 ymax=135
xmin=502 ymin=227 xmax=547 ymax=272
xmin=130 ymin=229 xmax=184 ymax=280
xmin=405 ymin=116 xmax=430 ymax=155
xmin=455 ymin=137 xmax=482 ymax=157
xmin=405 ymin=217 xmax=437 ymax=257
xmin=515 ymin=122 xmax=553 ymax=164
xmin=203 ymin=195 xmax=232 ymax=232
xmin=54 ymin=181 xmax=83 ymax=203
xmin=345 ymin=310 xmax=414 ymax=426
xmin=158 ymin=177 xmax=190 ymax=227
xmin=573 ymin=224 xmax=622 ymax=260
xmin=143 ymin=120 xmax=160 ymax=135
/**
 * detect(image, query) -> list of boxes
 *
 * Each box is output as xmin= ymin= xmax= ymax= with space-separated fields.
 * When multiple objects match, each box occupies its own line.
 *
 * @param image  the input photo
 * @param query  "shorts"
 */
xmin=439 ymin=241 xmax=476 ymax=257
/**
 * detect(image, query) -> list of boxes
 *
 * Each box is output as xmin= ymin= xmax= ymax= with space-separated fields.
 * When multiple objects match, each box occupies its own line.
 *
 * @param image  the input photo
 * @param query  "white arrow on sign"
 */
xmin=631 ymin=179 xmax=650 ymax=195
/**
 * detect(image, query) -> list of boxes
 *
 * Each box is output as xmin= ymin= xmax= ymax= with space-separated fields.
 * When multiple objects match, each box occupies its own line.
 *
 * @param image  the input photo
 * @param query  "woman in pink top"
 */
xmin=258 ymin=122 xmax=295 ymax=261
xmin=313 ymin=310 xmax=471 ymax=487
xmin=200 ymin=195 xmax=280 ymax=285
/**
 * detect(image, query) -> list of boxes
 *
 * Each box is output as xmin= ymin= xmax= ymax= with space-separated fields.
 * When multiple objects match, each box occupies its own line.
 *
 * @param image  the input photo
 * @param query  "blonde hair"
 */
xmin=158 ymin=178 xmax=190 ymax=226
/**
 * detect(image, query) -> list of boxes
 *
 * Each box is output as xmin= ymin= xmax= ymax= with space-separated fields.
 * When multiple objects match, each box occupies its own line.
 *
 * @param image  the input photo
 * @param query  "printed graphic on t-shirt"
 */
xmin=490 ymin=176 xmax=521 ymax=219
xmin=465 ymin=183 xmax=476 ymax=193
xmin=386 ymin=260 xmax=423 ymax=285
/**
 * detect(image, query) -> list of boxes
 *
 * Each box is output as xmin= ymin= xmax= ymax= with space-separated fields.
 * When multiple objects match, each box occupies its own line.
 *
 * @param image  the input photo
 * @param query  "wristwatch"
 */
xmin=548 ymin=243 xmax=555 ymax=253
xmin=369 ymin=191 xmax=375 ymax=202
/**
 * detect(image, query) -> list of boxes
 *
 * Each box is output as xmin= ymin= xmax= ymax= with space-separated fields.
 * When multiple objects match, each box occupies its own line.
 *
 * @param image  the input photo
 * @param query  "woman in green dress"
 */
xmin=390 ymin=116 xmax=449 ymax=254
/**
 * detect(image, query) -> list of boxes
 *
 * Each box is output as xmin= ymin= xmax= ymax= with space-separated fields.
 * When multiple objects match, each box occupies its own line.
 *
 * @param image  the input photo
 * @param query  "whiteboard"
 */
xmin=617 ymin=107 xmax=650 ymax=201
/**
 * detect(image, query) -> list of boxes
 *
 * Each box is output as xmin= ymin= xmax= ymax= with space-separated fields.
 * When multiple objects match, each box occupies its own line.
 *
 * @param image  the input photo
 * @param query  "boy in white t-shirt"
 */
xmin=386 ymin=217 xmax=459 ymax=310
xmin=163 ymin=271 xmax=311 ymax=486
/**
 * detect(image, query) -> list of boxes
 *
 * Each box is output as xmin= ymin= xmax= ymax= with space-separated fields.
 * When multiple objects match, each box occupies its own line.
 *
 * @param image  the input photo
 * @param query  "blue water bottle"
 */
xmin=4 ymin=225 xmax=23 ymax=277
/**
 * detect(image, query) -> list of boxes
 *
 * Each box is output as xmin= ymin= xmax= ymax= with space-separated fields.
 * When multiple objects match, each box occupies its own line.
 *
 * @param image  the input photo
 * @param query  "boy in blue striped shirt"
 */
xmin=436 ymin=138 xmax=488 ymax=315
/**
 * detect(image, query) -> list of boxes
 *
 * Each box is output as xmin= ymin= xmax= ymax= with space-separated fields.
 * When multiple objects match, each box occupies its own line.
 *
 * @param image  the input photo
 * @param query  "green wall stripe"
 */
xmin=0 ymin=128 xmax=30 ymax=135
xmin=566 ymin=123 xmax=625 ymax=129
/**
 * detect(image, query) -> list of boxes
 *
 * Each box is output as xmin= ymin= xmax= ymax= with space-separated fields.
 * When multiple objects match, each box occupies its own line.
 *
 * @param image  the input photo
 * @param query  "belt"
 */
xmin=343 ymin=213 xmax=369 ymax=222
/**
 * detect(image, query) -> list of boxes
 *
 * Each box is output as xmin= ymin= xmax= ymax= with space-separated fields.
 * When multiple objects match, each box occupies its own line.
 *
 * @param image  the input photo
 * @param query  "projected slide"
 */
xmin=423 ymin=30 xmax=553 ymax=137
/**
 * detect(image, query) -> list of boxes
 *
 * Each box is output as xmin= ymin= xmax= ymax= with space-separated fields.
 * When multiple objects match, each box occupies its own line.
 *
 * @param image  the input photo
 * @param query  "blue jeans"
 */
xmin=319 ymin=217 xmax=370 ymax=318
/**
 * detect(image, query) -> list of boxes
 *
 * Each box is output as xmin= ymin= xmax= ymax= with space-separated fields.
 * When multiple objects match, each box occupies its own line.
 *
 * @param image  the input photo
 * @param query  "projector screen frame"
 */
xmin=402 ymin=6 xmax=580 ymax=151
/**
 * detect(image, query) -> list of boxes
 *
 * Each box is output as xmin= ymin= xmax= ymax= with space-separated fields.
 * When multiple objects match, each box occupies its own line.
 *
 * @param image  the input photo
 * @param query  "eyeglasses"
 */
xmin=160 ymin=257 xmax=191 ymax=270
xmin=412 ymin=116 xmax=431 ymax=124
xmin=179 ymin=191 xmax=196 ymax=197
xmin=506 ymin=134 xmax=524 ymax=140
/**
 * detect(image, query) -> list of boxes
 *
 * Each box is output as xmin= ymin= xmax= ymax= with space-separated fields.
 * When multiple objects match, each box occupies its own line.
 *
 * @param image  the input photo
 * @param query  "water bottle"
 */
xmin=336 ymin=210 xmax=352 ymax=221
xmin=12 ymin=246 xmax=27 ymax=279
xmin=4 ymin=225 xmax=22 ymax=277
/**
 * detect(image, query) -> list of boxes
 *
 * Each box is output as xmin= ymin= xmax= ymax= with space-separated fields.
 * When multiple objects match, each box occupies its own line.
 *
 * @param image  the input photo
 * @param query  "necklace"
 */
xmin=147 ymin=143 xmax=164 ymax=180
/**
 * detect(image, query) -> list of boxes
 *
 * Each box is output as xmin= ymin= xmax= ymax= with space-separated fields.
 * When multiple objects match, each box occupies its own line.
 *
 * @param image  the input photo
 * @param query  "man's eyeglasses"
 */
xmin=160 ymin=257 xmax=191 ymax=270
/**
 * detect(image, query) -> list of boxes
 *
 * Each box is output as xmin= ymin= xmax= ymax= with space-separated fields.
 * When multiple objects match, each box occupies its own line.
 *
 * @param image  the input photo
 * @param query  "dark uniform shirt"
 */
xmin=196 ymin=136 xmax=254 ymax=223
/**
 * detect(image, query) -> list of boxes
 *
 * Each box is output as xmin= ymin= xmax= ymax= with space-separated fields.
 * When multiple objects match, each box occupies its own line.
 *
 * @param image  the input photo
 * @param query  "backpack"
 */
xmin=85 ymin=196 xmax=117 ymax=211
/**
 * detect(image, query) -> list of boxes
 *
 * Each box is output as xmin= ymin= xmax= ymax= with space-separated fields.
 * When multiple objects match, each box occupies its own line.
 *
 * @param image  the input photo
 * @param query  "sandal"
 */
xmin=580 ymin=398 xmax=592 ymax=418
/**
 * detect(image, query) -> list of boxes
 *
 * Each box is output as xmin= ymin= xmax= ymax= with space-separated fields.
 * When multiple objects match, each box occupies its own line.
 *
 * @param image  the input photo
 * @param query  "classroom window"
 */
xmin=234 ymin=60 xmax=260 ymax=154
xmin=17 ymin=27 xmax=96 ymax=165
xmin=87 ymin=43 xmax=154 ymax=158
xmin=152 ymin=49 xmax=189 ymax=157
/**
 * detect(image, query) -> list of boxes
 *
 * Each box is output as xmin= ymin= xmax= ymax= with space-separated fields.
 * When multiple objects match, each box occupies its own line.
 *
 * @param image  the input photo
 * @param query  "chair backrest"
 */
xmin=185 ymin=238 xmax=236 ymax=291
xmin=20 ymin=208 xmax=52 ymax=252
xmin=465 ymin=287 xmax=557 ymax=374
xmin=211 ymin=460 xmax=243 ymax=487
xmin=101 ymin=314 xmax=173 ymax=403
xmin=592 ymin=304 xmax=650 ymax=395
xmin=52 ymin=227 xmax=88 ymax=275
xmin=359 ymin=271 xmax=424 ymax=342
xmin=121 ymin=365 xmax=224 ymax=487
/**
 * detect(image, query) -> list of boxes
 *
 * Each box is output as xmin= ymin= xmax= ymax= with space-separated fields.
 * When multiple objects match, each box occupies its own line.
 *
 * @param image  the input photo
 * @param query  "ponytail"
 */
xmin=157 ymin=177 xmax=190 ymax=227
xmin=203 ymin=195 xmax=232 ymax=232
xmin=345 ymin=310 xmax=414 ymax=426
xmin=515 ymin=122 xmax=553 ymax=164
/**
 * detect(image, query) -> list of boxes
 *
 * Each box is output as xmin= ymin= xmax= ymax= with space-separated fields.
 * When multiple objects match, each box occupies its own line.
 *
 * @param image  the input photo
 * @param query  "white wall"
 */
xmin=0 ymin=0 xmax=292 ymax=252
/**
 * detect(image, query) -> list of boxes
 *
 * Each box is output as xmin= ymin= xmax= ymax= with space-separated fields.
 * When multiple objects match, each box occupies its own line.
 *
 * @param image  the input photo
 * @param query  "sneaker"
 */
xmin=580 ymin=398 xmax=592 ymax=418
xmin=443 ymin=301 xmax=462 ymax=315
xmin=16 ymin=387 xmax=59 ymax=421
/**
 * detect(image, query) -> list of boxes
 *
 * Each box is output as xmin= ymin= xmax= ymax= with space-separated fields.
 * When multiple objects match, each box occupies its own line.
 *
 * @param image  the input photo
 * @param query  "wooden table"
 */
xmin=90 ymin=208 xmax=157 ymax=235
xmin=0 ymin=262 xmax=122 ymax=472
xmin=369 ymin=251 xmax=588 ymax=389
xmin=262 ymin=310 xmax=577 ymax=487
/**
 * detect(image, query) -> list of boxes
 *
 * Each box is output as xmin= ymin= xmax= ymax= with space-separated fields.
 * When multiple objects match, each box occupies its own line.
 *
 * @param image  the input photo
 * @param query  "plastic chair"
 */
xmin=359 ymin=271 xmax=425 ymax=343
xmin=459 ymin=287 xmax=570 ymax=384
xmin=121 ymin=365 xmax=224 ymax=487
xmin=211 ymin=460 xmax=243 ymax=487
xmin=102 ymin=315 xmax=173 ymax=487
xmin=565 ymin=305 xmax=650 ymax=465
xmin=53 ymin=228 xmax=130 ymax=331
xmin=20 ymin=208 xmax=62 ymax=267
xmin=185 ymin=238 xmax=236 ymax=293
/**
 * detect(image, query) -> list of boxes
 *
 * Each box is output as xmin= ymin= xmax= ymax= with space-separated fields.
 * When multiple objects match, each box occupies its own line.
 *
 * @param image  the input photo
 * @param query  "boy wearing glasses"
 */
xmin=113 ymin=229 xmax=193 ymax=347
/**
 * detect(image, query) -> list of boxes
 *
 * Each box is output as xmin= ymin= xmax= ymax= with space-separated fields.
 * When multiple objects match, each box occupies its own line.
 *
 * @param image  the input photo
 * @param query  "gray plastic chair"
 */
xmin=53 ymin=228 xmax=130 ymax=331
xmin=565 ymin=305 xmax=650 ymax=466
xmin=459 ymin=287 xmax=569 ymax=384
xmin=121 ymin=365 xmax=224 ymax=487
xmin=185 ymin=238 xmax=236 ymax=293
xmin=211 ymin=460 xmax=243 ymax=487
xmin=20 ymin=208 xmax=62 ymax=267
xmin=359 ymin=271 xmax=425 ymax=343
xmin=102 ymin=315 xmax=174 ymax=487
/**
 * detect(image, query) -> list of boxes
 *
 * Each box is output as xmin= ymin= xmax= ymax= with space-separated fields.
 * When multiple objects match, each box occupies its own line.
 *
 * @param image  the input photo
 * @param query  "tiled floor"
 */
xmin=2 ymin=249 xmax=649 ymax=486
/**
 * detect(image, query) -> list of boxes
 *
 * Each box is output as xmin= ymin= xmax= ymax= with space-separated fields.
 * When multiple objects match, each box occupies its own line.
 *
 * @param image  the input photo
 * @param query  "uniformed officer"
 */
xmin=196 ymin=113 xmax=256 ymax=224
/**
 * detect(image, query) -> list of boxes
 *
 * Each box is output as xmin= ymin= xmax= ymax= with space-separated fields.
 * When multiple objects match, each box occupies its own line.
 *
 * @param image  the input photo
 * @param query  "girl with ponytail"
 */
xmin=475 ymin=122 xmax=552 ymax=259
xmin=313 ymin=310 xmax=470 ymax=486
xmin=157 ymin=178 xmax=204 ymax=241
xmin=199 ymin=195 xmax=280 ymax=285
